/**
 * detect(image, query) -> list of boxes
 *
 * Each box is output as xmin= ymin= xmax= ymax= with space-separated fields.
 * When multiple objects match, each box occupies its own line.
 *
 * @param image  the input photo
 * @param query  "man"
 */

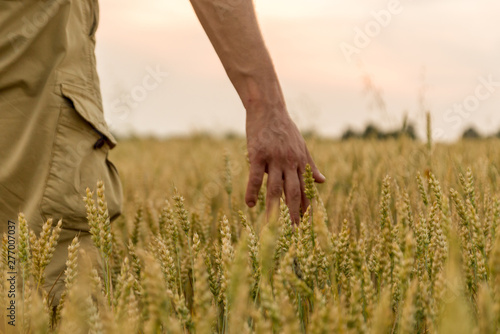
xmin=0 ymin=0 xmax=325 ymax=308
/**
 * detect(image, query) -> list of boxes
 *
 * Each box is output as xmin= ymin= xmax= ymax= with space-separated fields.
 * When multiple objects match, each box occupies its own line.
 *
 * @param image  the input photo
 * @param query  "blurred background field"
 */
xmin=9 ymin=132 xmax=500 ymax=333
xmin=109 ymin=134 xmax=500 ymax=228
xmin=95 ymin=134 xmax=500 ymax=333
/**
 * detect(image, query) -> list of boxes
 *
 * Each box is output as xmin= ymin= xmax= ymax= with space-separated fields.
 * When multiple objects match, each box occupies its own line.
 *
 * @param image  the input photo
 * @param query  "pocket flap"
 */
xmin=60 ymin=83 xmax=117 ymax=148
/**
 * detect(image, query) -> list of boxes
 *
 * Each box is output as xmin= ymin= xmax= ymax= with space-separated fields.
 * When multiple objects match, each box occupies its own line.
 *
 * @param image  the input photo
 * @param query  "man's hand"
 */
xmin=189 ymin=0 xmax=324 ymax=222
xmin=245 ymin=105 xmax=325 ymax=223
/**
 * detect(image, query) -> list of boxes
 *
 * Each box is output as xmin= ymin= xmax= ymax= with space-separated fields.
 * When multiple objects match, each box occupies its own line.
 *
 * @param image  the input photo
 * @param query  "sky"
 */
xmin=95 ymin=0 xmax=500 ymax=141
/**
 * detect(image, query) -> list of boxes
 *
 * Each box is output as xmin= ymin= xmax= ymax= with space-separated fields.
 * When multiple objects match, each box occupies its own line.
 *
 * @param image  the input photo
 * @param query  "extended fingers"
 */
xmin=284 ymin=168 xmax=302 ymax=224
xmin=306 ymin=150 xmax=325 ymax=183
xmin=266 ymin=164 xmax=283 ymax=217
xmin=298 ymin=169 xmax=310 ymax=216
xmin=245 ymin=160 xmax=265 ymax=207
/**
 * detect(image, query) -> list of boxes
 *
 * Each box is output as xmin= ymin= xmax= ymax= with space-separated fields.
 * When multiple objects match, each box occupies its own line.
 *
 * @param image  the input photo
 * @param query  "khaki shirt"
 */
xmin=0 ymin=0 xmax=122 ymax=234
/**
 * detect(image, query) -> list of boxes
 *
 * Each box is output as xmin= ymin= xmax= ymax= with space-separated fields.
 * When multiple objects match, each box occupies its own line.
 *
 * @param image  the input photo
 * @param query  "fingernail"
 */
xmin=320 ymin=172 xmax=326 ymax=180
xmin=248 ymin=201 xmax=255 ymax=207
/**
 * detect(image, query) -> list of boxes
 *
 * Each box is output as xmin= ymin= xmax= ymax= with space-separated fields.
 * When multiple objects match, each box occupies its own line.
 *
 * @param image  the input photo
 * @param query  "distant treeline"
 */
xmin=341 ymin=124 xmax=499 ymax=141
xmin=460 ymin=127 xmax=500 ymax=139
xmin=118 ymin=124 xmax=497 ymax=142
xmin=341 ymin=123 xmax=417 ymax=140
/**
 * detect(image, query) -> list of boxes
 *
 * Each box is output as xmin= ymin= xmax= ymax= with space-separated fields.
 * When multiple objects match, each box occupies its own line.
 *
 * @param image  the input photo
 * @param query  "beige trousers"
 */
xmin=0 ymin=0 xmax=122 ymax=311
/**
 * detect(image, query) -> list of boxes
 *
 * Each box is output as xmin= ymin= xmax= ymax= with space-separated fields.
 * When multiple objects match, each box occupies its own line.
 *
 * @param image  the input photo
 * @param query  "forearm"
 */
xmin=189 ymin=0 xmax=325 ymax=219
xmin=189 ymin=0 xmax=286 ymax=114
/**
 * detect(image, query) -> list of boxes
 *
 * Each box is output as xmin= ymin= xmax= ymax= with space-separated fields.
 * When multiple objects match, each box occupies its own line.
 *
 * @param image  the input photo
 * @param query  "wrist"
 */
xmin=237 ymin=75 xmax=287 ymax=118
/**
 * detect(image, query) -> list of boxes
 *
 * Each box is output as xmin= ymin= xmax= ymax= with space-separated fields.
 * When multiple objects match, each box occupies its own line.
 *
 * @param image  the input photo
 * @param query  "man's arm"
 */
xmin=189 ymin=0 xmax=325 ymax=223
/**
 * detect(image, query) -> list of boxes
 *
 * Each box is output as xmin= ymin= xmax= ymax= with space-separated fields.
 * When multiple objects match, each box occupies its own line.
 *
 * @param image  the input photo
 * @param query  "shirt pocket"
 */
xmin=40 ymin=88 xmax=123 ymax=231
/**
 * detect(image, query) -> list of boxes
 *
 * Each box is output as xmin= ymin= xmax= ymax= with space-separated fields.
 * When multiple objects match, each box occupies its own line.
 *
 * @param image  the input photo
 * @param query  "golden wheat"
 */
xmin=4 ymin=137 xmax=500 ymax=333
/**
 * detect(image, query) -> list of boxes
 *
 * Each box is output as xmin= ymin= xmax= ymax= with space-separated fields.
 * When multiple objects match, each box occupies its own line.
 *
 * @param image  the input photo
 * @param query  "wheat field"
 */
xmin=3 ymin=135 xmax=500 ymax=333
